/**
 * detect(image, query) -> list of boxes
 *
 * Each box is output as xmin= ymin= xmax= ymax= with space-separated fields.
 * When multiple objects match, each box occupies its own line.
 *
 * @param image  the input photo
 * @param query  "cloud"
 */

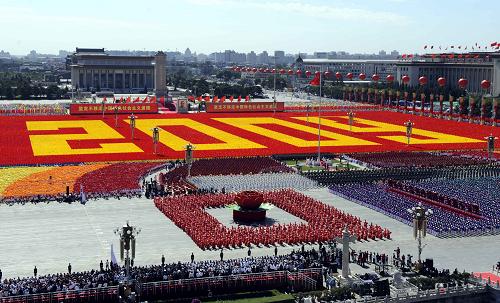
xmin=187 ymin=0 xmax=406 ymax=23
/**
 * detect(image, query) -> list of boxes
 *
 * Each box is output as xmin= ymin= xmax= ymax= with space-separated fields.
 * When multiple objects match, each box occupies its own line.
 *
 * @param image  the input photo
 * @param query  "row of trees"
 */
xmin=168 ymin=70 xmax=264 ymax=98
xmin=0 ymin=73 xmax=68 ymax=100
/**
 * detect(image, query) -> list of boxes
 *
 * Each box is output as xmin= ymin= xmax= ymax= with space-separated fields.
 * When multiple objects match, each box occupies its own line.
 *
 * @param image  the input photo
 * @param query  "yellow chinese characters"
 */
xmin=27 ymin=120 xmax=143 ymax=156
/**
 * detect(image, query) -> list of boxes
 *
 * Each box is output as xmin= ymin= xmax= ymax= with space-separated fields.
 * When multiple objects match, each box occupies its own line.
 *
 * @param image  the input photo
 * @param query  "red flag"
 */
xmin=143 ymin=96 xmax=149 ymax=103
xmin=238 ymin=95 xmax=242 ymax=102
xmin=150 ymin=96 xmax=157 ymax=103
xmin=220 ymin=96 xmax=226 ymax=103
xmin=119 ymin=97 xmax=124 ymax=103
xmin=229 ymin=96 xmax=234 ymax=102
xmin=408 ymin=54 xmax=413 ymax=58
xmin=126 ymin=96 xmax=131 ymax=103
xmin=134 ymin=96 xmax=140 ymax=103
xmin=402 ymin=54 xmax=407 ymax=59
xmin=159 ymin=96 xmax=165 ymax=104
xmin=188 ymin=95 xmax=195 ymax=101
xmin=309 ymin=73 xmax=320 ymax=86
xmin=205 ymin=96 xmax=210 ymax=102
xmin=213 ymin=96 xmax=218 ymax=102
xmin=197 ymin=96 xmax=202 ymax=101
xmin=245 ymin=95 xmax=250 ymax=102
xmin=448 ymin=54 xmax=454 ymax=59
xmin=102 ymin=96 xmax=107 ymax=102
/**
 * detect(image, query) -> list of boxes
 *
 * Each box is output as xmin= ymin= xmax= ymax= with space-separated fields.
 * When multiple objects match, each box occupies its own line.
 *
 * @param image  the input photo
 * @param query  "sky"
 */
xmin=0 ymin=0 xmax=498 ymax=56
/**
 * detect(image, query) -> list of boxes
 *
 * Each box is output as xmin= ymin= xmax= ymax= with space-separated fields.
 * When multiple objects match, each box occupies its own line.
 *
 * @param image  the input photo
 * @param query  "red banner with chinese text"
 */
xmin=70 ymin=103 xmax=158 ymax=115
xmin=206 ymin=102 xmax=284 ymax=113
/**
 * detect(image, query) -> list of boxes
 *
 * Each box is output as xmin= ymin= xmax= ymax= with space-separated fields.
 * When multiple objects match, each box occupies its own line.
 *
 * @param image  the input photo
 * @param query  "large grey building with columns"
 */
xmin=68 ymin=48 xmax=167 ymax=95
xmin=396 ymin=52 xmax=500 ymax=95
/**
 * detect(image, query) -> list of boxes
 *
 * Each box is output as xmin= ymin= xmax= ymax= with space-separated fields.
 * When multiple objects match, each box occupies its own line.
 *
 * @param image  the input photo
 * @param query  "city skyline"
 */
xmin=0 ymin=0 xmax=499 ymax=56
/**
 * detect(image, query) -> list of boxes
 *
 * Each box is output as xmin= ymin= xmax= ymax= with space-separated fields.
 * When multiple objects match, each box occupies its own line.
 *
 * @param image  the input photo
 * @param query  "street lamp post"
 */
xmin=485 ymin=134 xmax=498 ymax=160
xmin=114 ymin=221 xmax=141 ymax=281
xmin=407 ymin=203 xmax=433 ymax=266
xmin=185 ymin=143 xmax=195 ymax=177
xmin=128 ymin=114 xmax=137 ymax=140
xmin=317 ymin=65 xmax=323 ymax=163
xmin=152 ymin=127 xmax=160 ymax=154
xmin=404 ymin=120 xmax=414 ymax=145
xmin=347 ymin=111 xmax=356 ymax=132
xmin=114 ymin=106 xmax=119 ymax=127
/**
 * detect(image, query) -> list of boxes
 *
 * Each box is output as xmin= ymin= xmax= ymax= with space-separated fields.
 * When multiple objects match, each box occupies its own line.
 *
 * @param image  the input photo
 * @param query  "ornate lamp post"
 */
xmin=114 ymin=221 xmax=141 ymax=281
xmin=407 ymin=203 xmax=432 ymax=266
xmin=404 ymin=120 xmax=414 ymax=145
xmin=128 ymin=114 xmax=137 ymax=140
xmin=347 ymin=111 xmax=356 ymax=132
xmin=101 ymin=99 xmax=106 ymax=118
xmin=485 ymin=134 xmax=498 ymax=160
xmin=185 ymin=143 xmax=195 ymax=177
xmin=151 ymin=127 xmax=161 ymax=154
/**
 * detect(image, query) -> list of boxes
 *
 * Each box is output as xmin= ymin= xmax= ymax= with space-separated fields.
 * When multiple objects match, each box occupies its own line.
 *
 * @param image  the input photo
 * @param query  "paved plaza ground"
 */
xmin=1 ymin=188 xmax=498 ymax=279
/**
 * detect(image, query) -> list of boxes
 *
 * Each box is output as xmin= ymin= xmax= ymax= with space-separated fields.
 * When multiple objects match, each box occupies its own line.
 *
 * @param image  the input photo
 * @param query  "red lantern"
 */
xmin=437 ymin=77 xmax=446 ymax=87
xmin=324 ymin=71 xmax=332 ymax=78
xmin=271 ymin=69 xmax=276 ymax=74
xmin=359 ymin=73 xmax=366 ymax=80
xmin=481 ymin=80 xmax=491 ymax=90
xmin=418 ymin=76 xmax=428 ymax=85
xmin=386 ymin=74 xmax=395 ymax=82
xmin=315 ymin=71 xmax=321 ymax=76
xmin=264 ymin=68 xmax=269 ymax=73
xmin=335 ymin=72 xmax=342 ymax=80
xmin=346 ymin=73 xmax=353 ymax=80
xmin=279 ymin=69 xmax=285 ymax=74
xmin=235 ymin=67 xmax=241 ymax=72
xmin=296 ymin=69 xmax=302 ymax=75
xmin=371 ymin=74 xmax=380 ymax=82
xmin=287 ymin=69 xmax=294 ymax=75
xmin=458 ymin=78 xmax=468 ymax=89
xmin=402 ymin=75 xmax=410 ymax=84
xmin=305 ymin=70 xmax=311 ymax=77
xmin=252 ymin=67 xmax=257 ymax=73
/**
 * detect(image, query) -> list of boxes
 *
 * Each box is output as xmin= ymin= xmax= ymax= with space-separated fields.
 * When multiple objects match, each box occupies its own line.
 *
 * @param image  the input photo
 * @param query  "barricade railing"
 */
xmin=334 ymin=284 xmax=487 ymax=302
xmin=0 ymin=286 xmax=118 ymax=303
xmin=0 ymin=269 xmax=322 ymax=303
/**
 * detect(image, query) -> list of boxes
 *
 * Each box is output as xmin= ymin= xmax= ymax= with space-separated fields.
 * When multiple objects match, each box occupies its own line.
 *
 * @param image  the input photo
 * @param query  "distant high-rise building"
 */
xmin=391 ymin=50 xmax=400 ymax=57
xmin=379 ymin=50 xmax=387 ymax=56
xmin=274 ymin=50 xmax=285 ymax=65
xmin=247 ymin=51 xmax=257 ymax=65
xmin=314 ymin=52 xmax=328 ymax=59
xmin=257 ymin=51 xmax=269 ymax=65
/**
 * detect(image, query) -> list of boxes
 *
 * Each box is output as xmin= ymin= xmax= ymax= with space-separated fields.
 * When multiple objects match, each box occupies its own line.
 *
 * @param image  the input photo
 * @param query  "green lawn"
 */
xmin=205 ymin=290 xmax=294 ymax=303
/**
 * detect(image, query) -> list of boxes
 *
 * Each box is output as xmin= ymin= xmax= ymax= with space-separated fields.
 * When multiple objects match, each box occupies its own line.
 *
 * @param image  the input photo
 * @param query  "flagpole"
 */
xmin=317 ymin=65 xmax=322 ymax=163
xmin=273 ymin=57 xmax=277 ymax=116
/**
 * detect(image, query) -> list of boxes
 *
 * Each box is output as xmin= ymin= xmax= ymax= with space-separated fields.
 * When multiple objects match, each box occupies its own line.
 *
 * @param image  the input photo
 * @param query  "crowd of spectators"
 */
xmin=347 ymin=152 xmax=491 ymax=169
xmin=0 ymin=249 xmax=323 ymax=298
